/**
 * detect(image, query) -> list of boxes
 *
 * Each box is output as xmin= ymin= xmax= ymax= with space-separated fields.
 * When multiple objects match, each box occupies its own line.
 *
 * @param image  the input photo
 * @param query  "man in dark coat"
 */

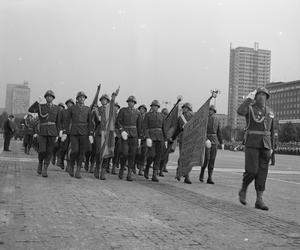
xmin=67 ymin=91 xmax=93 ymax=179
xmin=143 ymin=100 xmax=165 ymax=182
xmin=3 ymin=115 xmax=15 ymax=151
xmin=23 ymin=114 xmax=35 ymax=154
xmin=28 ymin=90 xmax=60 ymax=177
xmin=116 ymin=95 xmax=142 ymax=181
xmin=237 ymin=87 xmax=274 ymax=211
xmin=199 ymin=105 xmax=224 ymax=184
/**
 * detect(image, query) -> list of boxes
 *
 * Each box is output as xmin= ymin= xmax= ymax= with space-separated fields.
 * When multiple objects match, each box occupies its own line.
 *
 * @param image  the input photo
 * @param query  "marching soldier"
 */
xmin=237 ymin=87 xmax=274 ymax=211
xmin=135 ymin=104 xmax=148 ymax=176
xmin=51 ymin=102 xmax=65 ymax=166
xmin=67 ymin=91 xmax=93 ymax=178
xmin=57 ymin=98 xmax=74 ymax=170
xmin=23 ymin=114 xmax=34 ymax=154
xmin=159 ymin=108 xmax=169 ymax=177
xmin=172 ymin=102 xmax=194 ymax=184
xmin=28 ymin=90 xmax=60 ymax=177
xmin=111 ymin=102 xmax=121 ymax=175
xmin=117 ymin=95 xmax=142 ymax=181
xmin=199 ymin=105 xmax=224 ymax=184
xmin=143 ymin=100 xmax=165 ymax=182
xmin=93 ymin=92 xmax=118 ymax=180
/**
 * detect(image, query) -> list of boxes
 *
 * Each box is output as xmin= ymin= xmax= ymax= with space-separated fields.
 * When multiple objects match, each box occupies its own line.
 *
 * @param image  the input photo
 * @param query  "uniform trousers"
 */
xmin=38 ymin=136 xmax=57 ymax=164
xmin=146 ymin=140 xmax=163 ymax=171
xmin=243 ymin=147 xmax=270 ymax=191
xmin=70 ymin=135 xmax=88 ymax=166
xmin=120 ymin=137 xmax=138 ymax=170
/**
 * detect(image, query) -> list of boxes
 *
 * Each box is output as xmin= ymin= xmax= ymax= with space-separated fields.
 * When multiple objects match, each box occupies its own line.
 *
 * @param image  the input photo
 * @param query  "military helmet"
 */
xmin=182 ymin=102 xmax=193 ymax=111
xmin=115 ymin=102 xmax=120 ymax=109
xmin=126 ymin=95 xmax=137 ymax=104
xmin=150 ymin=100 xmax=160 ymax=108
xmin=161 ymin=108 xmax=169 ymax=116
xmin=99 ymin=94 xmax=110 ymax=102
xmin=209 ymin=105 xmax=217 ymax=113
xmin=138 ymin=104 xmax=147 ymax=112
xmin=58 ymin=102 xmax=65 ymax=109
xmin=44 ymin=90 xmax=55 ymax=99
xmin=255 ymin=87 xmax=270 ymax=99
xmin=76 ymin=91 xmax=87 ymax=99
xmin=65 ymin=98 xmax=75 ymax=105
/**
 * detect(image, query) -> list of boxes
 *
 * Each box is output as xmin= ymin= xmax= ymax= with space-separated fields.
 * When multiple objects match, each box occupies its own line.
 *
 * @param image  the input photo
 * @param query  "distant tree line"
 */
xmin=221 ymin=122 xmax=300 ymax=143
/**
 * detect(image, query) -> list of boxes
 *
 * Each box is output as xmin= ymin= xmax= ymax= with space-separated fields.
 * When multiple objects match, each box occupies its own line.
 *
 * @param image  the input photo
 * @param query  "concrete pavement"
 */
xmin=0 ymin=139 xmax=300 ymax=249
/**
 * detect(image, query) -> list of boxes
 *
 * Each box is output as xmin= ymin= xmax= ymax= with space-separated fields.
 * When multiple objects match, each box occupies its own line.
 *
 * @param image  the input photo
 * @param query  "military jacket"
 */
xmin=172 ymin=111 xmax=194 ymax=143
xmin=143 ymin=110 xmax=164 ymax=141
xmin=93 ymin=104 xmax=116 ymax=135
xmin=68 ymin=104 xmax=92 ymax=136
xmin=58 ymin=108 xmax=72 ymax=134
xmin=28 ymin=101 xmax=60 ymax=136
xmin=117 ymin=107 xmax=141 ymax=138
xmin=237 ymin=98 xmax=274 ymax=149
xmin=207 ymin=114 xmax=223 ymax=145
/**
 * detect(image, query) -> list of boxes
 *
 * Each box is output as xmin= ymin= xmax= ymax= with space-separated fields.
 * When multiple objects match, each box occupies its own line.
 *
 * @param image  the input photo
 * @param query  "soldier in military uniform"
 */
xmin=51 ymin=102 xmax=65 ymax=166
xmin=57 ymin=98 xmax=74 ymax=170
xmin=28 ymin=90 xmax=60 ymax=177
xmin=159 ymin=108 xmax=169 ymax=177
xmin=199 ymin=105 xmax=224 ymax=184
xmin=23 ymin=114 xmax=34 ymax=154
xmin=93 ymin=93 xmax=118 ymax=180
xmin=67 ymin=91 xmax=93 ymax=179
xmin=172 ymin=102 xmax=194 ymax=184
xmin=135 ymin=104 xmax=148 ymax=176
xmin=116 ymin=96 xmax=142 ymax=181
xmin=143 ymin=100 xmax=165 ymax=182
xmin=111 ymin=102 xmax=121 ymax=175
xmin=237 ymin=87 xmax=274 ymax=211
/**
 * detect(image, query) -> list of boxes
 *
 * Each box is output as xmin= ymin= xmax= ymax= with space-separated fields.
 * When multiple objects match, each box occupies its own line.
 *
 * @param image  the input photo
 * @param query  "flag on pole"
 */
xmin=163 ymin=99 xmax=181 ymax=140
xmin=177 ymin=98 xmax=210 ymax=178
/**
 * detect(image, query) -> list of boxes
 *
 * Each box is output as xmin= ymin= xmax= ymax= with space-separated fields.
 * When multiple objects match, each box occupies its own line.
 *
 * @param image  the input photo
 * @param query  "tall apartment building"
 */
xmin=227 ymin=43 xmax=271 ymax=128
xmin=266 ymin=80 xmax=300 ymax=125
xmin=5 ymin=81 xmax=30 ymax=115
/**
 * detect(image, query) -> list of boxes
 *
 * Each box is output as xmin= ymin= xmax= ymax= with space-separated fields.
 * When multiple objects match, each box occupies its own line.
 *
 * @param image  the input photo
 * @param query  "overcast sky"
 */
xmin=1 ymin=0 xmax=299 ymax=113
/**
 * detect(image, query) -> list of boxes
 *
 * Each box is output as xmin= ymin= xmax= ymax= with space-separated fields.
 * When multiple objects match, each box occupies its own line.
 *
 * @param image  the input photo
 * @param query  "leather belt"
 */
xmin=247 ymin=130 xmax=271 ymax=135
xmin=40 ymin=122 xmax=56 ymax=126
xmin=124 ymin=126 xmax=136 ymax=129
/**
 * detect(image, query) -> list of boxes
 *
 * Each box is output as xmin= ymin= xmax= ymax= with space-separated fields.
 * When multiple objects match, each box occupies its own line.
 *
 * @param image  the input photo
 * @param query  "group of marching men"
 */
xmin=24 ymin=87 xmax=223 ymax=185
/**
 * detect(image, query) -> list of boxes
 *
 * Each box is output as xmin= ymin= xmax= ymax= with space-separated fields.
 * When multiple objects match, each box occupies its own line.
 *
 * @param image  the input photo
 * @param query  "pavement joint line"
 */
xmin=136 ymin=179 xmax=300 ymax=245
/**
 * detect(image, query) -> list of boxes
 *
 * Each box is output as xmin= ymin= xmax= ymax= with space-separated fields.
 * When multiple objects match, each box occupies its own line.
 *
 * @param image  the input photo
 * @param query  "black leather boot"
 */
xmin=42 ymin=162 xmax=49 ymax=177
xmin=151 ymin=170 xmax=159 ymax=182
xmin=255 ymin=191 xmax=269 ymax=211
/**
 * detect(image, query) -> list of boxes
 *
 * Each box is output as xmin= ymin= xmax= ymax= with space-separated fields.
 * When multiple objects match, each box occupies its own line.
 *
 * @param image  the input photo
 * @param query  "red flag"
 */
xmin=177 ymin=98 xmax=210 ymax=177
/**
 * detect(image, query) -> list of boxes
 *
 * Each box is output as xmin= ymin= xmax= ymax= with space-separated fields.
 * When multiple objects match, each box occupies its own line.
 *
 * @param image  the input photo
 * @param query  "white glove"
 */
xmin=89 ymin=135 xmax=94 ymax=144
xmin=121 ymin=131 xmax=128 ymax=140
xmin=165 ymin=141 xmax=168 ymax=148
xmin=146 ymin=138 xmax=152 ymax=147
xmin=55 ymin=136 xmax=58 ymax=143
xmin=59 ymin=130 xmax=63 ymax=138
xmin=221 ymin=144 xmax=225 ymax=150
xmin=38 ymin=96 xmax=43 ymax=103
xmin=205 ymin=139 xmax=211 ymax=148
xmin=61 ymin=134 xmax=67 ymax=142
xmin=270 ymin=149 xmax=273 ymax=155
xmin=138 ymin=139 xmax=141 ymax=147
xmin=33 ymin=134 xmax=38 ymax=138
xmin=246 ymin=90 xmax=257 ymax=100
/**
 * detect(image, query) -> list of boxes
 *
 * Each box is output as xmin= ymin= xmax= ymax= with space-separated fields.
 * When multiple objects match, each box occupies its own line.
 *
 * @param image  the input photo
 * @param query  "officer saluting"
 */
xmin=237 ymin=87 xmax=275 ymax=211
xmin=28 ymin=90 xmax=60 ymax=177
